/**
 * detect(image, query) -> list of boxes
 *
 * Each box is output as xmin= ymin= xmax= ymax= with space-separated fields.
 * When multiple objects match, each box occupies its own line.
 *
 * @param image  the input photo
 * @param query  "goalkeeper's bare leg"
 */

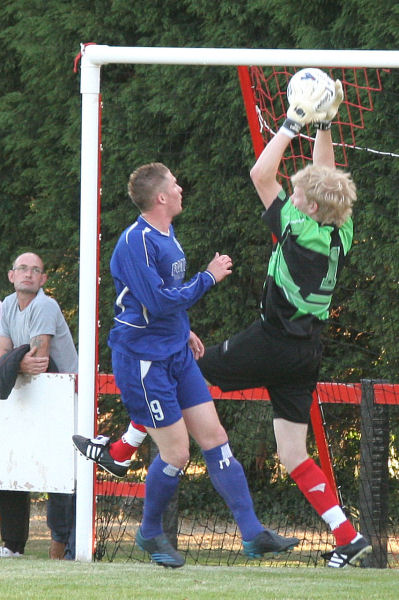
xmin=274 ymin=418 xmax=371 ymax=568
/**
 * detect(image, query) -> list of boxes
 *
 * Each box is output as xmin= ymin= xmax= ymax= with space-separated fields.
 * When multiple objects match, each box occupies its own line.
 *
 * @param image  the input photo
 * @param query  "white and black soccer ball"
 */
xmin=287 ymin=68 xmax=336 ymax=113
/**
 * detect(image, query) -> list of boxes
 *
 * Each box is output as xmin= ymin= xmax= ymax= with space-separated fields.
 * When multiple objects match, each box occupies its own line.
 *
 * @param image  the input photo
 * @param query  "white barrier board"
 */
xmin=0 ymin=373 xmax=77 ymax=493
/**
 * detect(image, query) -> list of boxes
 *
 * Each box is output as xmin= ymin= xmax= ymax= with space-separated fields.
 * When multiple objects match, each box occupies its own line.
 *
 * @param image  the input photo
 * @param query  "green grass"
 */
xmin=4 ymin=528 xmax=398 ymax=600
xmin=1 ymin=559 xmax=398 ymax=600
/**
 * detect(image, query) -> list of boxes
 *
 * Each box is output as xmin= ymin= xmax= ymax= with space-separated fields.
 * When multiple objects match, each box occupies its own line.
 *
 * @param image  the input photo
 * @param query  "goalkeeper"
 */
xmin=197 ymin=75 xmax=371 ymax=569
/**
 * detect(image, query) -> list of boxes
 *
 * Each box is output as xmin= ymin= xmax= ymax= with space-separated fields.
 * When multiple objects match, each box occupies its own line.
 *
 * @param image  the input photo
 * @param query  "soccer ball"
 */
xmin=287 ymin=68 xmax=336 ymax=114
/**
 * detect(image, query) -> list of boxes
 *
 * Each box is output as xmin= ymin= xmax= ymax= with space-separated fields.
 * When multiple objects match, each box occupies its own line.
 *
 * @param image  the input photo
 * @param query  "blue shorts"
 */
xmin=112 ymin=344 xmax=213 ymax=428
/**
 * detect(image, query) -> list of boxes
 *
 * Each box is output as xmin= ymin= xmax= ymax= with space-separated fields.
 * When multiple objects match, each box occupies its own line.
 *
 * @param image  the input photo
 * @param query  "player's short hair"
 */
xmin=291 ymin=165 xmax=356 ymax=227
xmin=127 ymin=162 xmax=170 ymax=211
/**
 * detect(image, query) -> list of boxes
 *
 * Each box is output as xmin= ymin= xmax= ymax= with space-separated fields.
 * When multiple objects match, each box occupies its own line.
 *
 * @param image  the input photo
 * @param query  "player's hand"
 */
xmin=287 ymin=96 xmax=327 ymax=127
xmin=189 ymin=330 xmax=205 ymax=360
xmin=206 ymin=252 xmax=233 ymax=283
xmin=316 ymin=79 xmax=344 ymax=123
xmin=282 ymin=85 xmax=331 ymax=137
xmin=19 ymin=346 xmax=49 ymax=375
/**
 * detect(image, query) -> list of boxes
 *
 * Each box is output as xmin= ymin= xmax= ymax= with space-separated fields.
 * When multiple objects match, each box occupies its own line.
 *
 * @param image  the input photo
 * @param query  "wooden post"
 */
xmin=359 ymin=379 xmax=389 ymax=568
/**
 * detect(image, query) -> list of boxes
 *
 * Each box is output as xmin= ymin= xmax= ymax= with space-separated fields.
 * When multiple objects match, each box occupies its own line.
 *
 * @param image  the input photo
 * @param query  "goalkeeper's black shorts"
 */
xmin=197 ymin=318 xmax=322 ymax=424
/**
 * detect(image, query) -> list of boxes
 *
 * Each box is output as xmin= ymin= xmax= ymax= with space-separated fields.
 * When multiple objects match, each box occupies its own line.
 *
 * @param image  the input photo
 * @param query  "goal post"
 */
xmin=76 ymin=44 xmax=399 ymax=562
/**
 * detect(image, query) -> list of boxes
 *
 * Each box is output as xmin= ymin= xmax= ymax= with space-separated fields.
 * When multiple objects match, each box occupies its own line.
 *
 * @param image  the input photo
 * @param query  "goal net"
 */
xmin=75 ymin=46 xmax=399 ymax=567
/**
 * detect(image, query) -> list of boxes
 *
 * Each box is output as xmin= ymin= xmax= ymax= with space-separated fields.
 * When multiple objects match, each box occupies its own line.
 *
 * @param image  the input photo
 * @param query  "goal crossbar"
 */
xmin=76 ymin=44 xmax=399 ymax=562
xmin=82 ymin=44 xmax=399 ymax=68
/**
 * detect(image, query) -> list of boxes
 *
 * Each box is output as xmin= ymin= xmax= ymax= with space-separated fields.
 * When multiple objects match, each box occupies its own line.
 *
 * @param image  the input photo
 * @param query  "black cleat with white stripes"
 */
xmin=322 ymin=535 xmax=372 ymax=568
xmin=72 ymin=434 xmax=130 ymax=478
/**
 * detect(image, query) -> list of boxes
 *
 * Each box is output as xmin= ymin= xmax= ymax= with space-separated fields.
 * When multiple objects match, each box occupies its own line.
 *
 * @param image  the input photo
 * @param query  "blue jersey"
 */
xmin=108 ymin=215 xmax=215 ymax=360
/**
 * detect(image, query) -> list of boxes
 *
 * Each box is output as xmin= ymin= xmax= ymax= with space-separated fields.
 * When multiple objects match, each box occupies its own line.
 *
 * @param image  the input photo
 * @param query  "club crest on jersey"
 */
xmin=171 ymin=258 xmax=186 ymax=279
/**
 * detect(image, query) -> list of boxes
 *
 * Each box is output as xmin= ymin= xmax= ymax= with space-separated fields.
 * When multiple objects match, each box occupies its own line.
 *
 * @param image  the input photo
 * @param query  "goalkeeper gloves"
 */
xmin=314 ymin=79 xmax=344 ymax=130
xmin=281 ymin=78 xmax=344 ymax=137
xmin=281 ymin=86 xmax=330 ymax=138
xmin=281 ymin=100 xmax=322 ymax=137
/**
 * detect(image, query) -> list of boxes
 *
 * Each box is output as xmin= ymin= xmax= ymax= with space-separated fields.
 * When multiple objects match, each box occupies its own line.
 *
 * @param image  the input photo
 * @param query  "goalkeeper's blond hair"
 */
xmin=291 ymin=165 xmax=356 ymax=228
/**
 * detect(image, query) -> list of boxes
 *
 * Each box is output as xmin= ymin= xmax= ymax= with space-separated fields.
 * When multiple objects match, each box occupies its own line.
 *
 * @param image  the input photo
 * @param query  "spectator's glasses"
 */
xmin=12 ymin=265 xmax=43 ymax=275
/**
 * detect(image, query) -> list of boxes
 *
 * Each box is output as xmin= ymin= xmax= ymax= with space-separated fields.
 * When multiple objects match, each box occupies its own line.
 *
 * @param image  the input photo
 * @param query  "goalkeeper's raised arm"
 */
xmin=313 ymin=128 xmax=335 ymax=169
xmin=249 ymin=128 xmax=292 ymax=210
xmin=250 ymin=70 xmax=330 ymax=209
xmin=250 ymin=72 xmax=345 ymax=212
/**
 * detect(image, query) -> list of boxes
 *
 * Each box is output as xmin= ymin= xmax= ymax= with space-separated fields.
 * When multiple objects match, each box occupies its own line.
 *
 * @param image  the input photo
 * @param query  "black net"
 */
xmin=94 ymin=377 xmax=399 ymax=568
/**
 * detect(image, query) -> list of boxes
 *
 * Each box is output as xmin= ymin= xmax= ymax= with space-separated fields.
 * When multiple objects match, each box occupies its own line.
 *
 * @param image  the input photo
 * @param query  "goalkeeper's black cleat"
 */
xmin=72 ymin=434 xmax=130 ymax=478
xmin=136 ymin=528 xmax=185 ymax=568
xmin=322 ymin=535 xmax=372 ymax=568
xmin=243 ymin=529 xmax=300 ymax=558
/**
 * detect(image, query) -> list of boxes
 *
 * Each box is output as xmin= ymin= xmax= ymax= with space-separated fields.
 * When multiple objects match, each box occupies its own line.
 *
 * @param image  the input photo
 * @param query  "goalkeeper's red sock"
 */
xmin=290 ymin=457 xmax=357 ymax=546
xmin=109 ymin=421 xmax=147 ymax=462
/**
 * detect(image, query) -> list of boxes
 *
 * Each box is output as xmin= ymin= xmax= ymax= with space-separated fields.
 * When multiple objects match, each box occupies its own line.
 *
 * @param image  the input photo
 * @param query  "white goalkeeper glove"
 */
xmin=281 ymin=88 xmax=330 ymax=138
xmin=314 ymin=79 xmax=344 ymax=130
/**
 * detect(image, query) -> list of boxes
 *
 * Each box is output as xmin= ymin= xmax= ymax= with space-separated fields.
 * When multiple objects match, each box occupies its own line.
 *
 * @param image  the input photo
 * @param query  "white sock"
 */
xmin=321 ymin=505 xmax=347 ymax=531
xmin=123 ymin=423 xmax=147 ymax=447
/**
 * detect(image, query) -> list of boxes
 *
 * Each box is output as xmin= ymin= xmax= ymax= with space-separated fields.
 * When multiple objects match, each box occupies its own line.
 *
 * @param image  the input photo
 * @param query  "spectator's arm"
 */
xmin=0 ymin=335 xmax=13 ymax=357
xmin=19 ymin=334 xmax=51 ymax=374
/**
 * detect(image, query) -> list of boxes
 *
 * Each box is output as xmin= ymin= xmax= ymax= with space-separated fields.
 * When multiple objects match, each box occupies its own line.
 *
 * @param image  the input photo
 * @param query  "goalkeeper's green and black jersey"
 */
xmin=261 ymin=189 xmax=353 ymax=339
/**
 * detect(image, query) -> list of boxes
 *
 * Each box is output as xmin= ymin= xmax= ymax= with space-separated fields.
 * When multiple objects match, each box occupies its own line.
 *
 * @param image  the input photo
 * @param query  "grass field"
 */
xmin=1 ymin=503 xmax=398 ymax=600
xmin=1 ymin=558 xmax=399 ymax=600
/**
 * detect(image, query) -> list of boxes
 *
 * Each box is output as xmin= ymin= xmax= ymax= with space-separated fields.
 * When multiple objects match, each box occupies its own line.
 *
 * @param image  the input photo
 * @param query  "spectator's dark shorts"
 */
xmin=197 ymin=319 xmax=322 ymax=424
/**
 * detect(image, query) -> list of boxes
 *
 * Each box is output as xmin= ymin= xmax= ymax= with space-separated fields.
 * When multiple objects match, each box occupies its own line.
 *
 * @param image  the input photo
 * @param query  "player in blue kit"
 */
xmin=73 ymin=162 xmax=299 ymax=567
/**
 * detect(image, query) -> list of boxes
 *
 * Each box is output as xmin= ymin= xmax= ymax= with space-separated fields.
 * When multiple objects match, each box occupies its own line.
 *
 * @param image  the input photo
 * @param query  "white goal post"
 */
xmin=76 ymin=44 xmax=399 ymax=562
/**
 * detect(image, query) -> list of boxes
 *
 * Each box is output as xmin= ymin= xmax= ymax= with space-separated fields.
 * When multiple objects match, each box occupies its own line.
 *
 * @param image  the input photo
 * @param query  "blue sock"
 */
xmin=141 ymin=454 xmax=181 ymax=539
xmin=203 ymin=442 xmax=264 ymax=542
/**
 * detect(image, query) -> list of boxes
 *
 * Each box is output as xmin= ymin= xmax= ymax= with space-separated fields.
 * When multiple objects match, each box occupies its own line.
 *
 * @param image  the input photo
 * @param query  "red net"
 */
xmin=238 ymin=66 xmax=389 ymax=192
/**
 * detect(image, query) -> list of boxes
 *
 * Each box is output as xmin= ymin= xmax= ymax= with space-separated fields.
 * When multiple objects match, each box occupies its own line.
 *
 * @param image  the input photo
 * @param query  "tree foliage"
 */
xmin=1 ymin=0 xmax=399 ymax=388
